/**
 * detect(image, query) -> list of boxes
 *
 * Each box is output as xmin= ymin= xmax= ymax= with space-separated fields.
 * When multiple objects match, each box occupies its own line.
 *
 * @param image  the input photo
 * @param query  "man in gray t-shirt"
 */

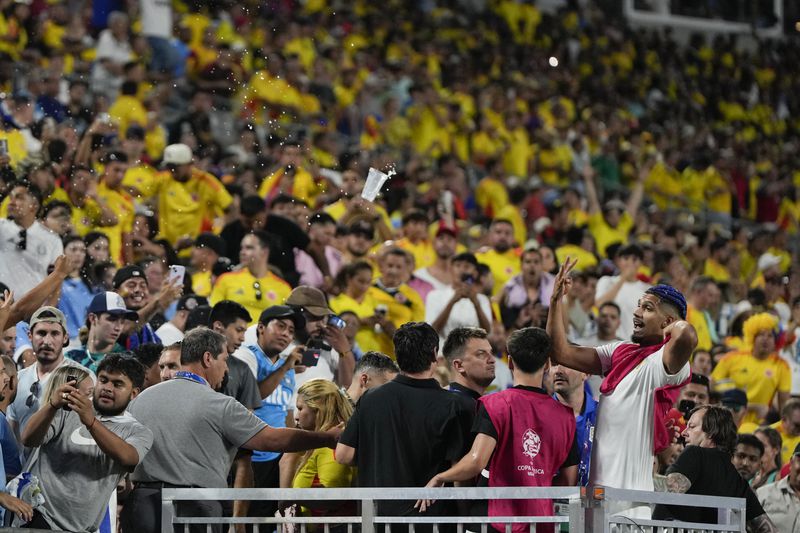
xmin=19 ymin=354 xmax=153 ymax=532
xmin=120 ymin=327 xmax=341 ymax=533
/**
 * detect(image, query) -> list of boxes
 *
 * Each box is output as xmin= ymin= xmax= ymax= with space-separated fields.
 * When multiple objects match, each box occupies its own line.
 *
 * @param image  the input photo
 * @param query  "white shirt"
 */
xmin=139 ymin=0 xmax=172 ymax=38
xmin=590 ymin=341 xmax=690 ymax=496
xmin=0 ymin=219 xmax=63 ymax=297
xmin=424 ymin=287 xmax=492 ymax=346
xmin=154 ymin=321 xmax=184 ymax=346
xmin=594 ymin=276 xmax=651 ymax=340
xmin=413 ymin=267 xmax=450 ymax=292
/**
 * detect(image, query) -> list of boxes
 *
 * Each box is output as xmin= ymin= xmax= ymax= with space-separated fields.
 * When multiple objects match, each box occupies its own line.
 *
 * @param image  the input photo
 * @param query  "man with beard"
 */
xmin=476 ymin=219 xmax=520 ymax=297
xmin=732 ymin=434 xmax=765 ymax=484
xmin=8 ymin=307 xmax=91 ymax=438
xmin=547 ymin=258 xmax=696 ymax=518
xmin=0 ymin=180 xmax=63 ymax=297
xmin=20 ymin=354 xmax=153 ymax=531
xmin=209 ymin=301 xmax=261 ymax=410
xmin=499 ymin=245 xmax=555 ymax=331
xmin=113 ymin=265 xmax=182 ymax=350
xmin=551 ymin=363 xmax=597 ymax=486
xmin=342 ymin=220 xmax=376 ymax=263
xmin=414 ymin=224 xmax=458 ymax=295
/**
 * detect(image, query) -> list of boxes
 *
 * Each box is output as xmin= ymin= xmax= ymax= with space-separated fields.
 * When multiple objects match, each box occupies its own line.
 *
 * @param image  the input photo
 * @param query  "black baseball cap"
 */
xmin=195 ymin=233 xmax=227 ymax=258
xmin=113 ymin=265 xmax=146 ymax=289
xmin=258 ymin=305 xmax=305 ymax=330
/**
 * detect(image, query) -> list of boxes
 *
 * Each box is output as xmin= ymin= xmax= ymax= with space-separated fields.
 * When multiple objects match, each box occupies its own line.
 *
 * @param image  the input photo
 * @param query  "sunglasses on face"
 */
xmin=254 ymin=281 xmax=262 ymax=301
xmin=16 ymin=228 xmax=26 ymax=251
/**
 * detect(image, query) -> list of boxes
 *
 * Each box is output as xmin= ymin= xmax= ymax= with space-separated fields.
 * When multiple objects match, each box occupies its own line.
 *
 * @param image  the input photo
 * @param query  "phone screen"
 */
xmin=302 ymin=349 xmax=321 ymax=367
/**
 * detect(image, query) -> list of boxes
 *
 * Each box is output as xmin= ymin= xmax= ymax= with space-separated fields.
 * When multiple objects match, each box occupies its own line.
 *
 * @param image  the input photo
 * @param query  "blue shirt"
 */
xmin=247 ymin=343 xmax=295 ymax=463
xmin=554 ymin=382 xmax=597 ymax=486
xmin=58 ymin=278 xmax=95 ymax=339
xmin=0 ymin=411 xmax=21 ymax=479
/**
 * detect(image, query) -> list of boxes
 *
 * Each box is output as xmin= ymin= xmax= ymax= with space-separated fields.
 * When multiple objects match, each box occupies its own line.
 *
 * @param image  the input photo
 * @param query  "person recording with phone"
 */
xmin=425 ymin=253 xmax=492 ymax=345
xmin=232 ymin=305 xmax=307 ymax=520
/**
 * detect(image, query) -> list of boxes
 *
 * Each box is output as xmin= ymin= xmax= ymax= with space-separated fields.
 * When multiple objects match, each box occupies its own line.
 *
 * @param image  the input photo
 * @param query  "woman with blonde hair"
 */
xmin=41 ymin=365 xmax=93 ymax=408
xmin=285 ymin=378 xmax=356 ymax=525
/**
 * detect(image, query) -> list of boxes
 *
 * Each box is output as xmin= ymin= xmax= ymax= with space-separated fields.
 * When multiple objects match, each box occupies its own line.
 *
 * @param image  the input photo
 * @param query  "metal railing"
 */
xmin=161 ymin=486 xmax=583 ymax=532
xmin=589 ymin=486 xmax=747 ymax=533
xmin=161 ymin=486 xmax=747 ymax=533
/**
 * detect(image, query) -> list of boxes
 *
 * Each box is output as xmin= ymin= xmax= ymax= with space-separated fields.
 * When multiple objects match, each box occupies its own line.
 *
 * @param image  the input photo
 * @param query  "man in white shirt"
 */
xmin=425 ymin=253 xmax=493 ymax=346
xmin=414 ymin=224 xmax=458 ymax=291
xmin=8 ymin=307 xmax=91 ymax=440
xmin=594 ymin=243 xmax=651 ymax=340
xmin=547 ymin=258 xmax=696 ymax=518
xmin=0 ymin=181 xmax=63 ymax=297
xmin=155 ymin=294 xmax=208 ymax=345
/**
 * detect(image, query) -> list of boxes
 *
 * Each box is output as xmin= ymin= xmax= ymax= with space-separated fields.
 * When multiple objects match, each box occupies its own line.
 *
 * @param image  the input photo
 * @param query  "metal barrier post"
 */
xmin=567 ymin=492 xmax=584 ymax=531
xmin=161 ymin=490 xmax=175 ymax=533
xmin=361 ymin=496 xmax=375 ymax=533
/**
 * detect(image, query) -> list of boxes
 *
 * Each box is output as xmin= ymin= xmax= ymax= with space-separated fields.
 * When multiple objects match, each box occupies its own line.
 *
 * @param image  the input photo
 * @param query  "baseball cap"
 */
xmin=87 ymin=292 xmax=139 ymax=320
xmin=29 ymin=306 xmax=68 ymax=331
xmin=286 ymin=286 xmax=332 ymax=317
xmin=163 ymin=143 xmax=193 ymax=165
xmin=112 ymin=265 xmax=146 ymax=289
xmin=195 ymin=233 xmax=227 ymax=258
xmin=348 ymin=221 xmax=375 ymax=240
xmin=435 ymin=222 xmax=458 ymax=239
xmin=721 ymin=389 xmax=748 ymax=409
xmin=177 ymin=294 xmax=208 ymax=312
xmin=665 ymin=408 xmax=687 ymax=434
xmin=258 ymin=305 xmax=305 ymax=330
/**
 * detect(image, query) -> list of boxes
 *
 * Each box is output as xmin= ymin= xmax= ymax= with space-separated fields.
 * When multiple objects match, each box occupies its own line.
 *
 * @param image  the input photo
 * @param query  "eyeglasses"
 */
xmin=16 ymin=228 xmax=26 ymax=251
xmin=25 ymin=380 xmax=40 ymax=407
xmin=253 ymin=281 xmax=262 ymax=301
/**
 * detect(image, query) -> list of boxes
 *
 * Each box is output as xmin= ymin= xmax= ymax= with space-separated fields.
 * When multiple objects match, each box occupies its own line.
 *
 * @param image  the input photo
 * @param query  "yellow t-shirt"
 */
xmin=122 ymin=164 xmax=159 ymax=198
xmin=368 ymin=284 xmax=425 ymax=357
xmin=329 ymin=288 xmax=388 ymax=355
xmin=258 ymin=166 xmax=319 ymax=206
xmin=703 ymin=259 xmax=730 ymax=284
xmin=770 ymin=420 xmax=800 ymax=466
xmin=97 ymin=181 xmax=135 ymax=265
xmin=587 ymin=211 xmax=633 ymax=258
xmin=555 ymin=244 xmax=597 ymax=272
xmin=155 ymin=168 xmax=233 ymax=246
xmin=191 ymin=270 xmax=213 ymax=298
xmin=476 ymin=248 xmax=521 ymax=296
xmin=69 ymin=197 xmax=104 ymax=237
xmin=711 ymin=352 xmax=791 ymax=425
xmin=323 ymin=200 xmax=392 ymax=229
xmin=210 ymin=269 xmax=291 ymax=325
xmin=108 ymin=95 xmax=147 ymax=136
xmin=395 ymin=238 xmax=435 ymax=270
xmin=292 ymin=447 xmax=355 ymax=490
xmin=475 ymin=177 xmax=509 ymax=218
xmin=686 ymin=304 xmax=712 ymax=352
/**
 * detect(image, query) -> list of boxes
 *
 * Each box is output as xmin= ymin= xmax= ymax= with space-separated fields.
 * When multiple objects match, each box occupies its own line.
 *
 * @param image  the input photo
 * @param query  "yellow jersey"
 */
xmin=368 ymin=283 xmax=425 ymax=357
xmin=154 ymin=168 xmax=233 ymax=246
xmin=587 ymin=211 xmax=633 ymax=258
xmin=395 ymin=238 xmax=436 ymax=270
xmin=210 ymin=269 xmax=291 ymax=325
xmin=711 ymin=351 xmax=791 ymax=425
xmin=476 ymin=248 xmax=521 ymax=296
xmin=329 ymin=288 xmax=390 ymax=356
xmin=324 ymin=199 xmax=392 ymax=229
xmin=686 ymin=304 xmax=712 ymax=352
xmin=770 ymin=420 xmax=800 ymax=465
xmin=97 ymin=181 xmax=135 ymax=265
xmin=191 ymin=270 xmax=213 ymax=298
xmin=258 ymin=166 xmax=320 ymax=206
xmin=555 ymin=244 xmax=597 ymax=272
xmin=475 ymin=177 xmax=508 ymax=218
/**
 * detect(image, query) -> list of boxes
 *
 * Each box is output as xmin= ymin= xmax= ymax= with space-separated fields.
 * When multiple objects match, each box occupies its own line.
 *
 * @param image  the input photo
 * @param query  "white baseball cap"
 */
xmin=163 ymin=143 xmax=193 ymax=165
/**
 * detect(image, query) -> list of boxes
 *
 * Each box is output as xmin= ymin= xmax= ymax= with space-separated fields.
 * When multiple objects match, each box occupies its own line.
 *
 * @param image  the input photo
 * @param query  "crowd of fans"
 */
xmin=0 ymin=0 xmax=797 ymax=530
